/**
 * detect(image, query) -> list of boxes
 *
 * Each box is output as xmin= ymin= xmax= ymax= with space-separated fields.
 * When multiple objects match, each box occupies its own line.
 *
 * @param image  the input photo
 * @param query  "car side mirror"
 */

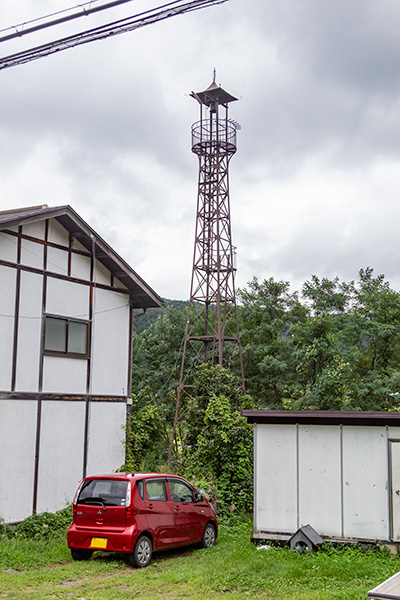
xmin=194 ymin=492 xmax=203 ymax=503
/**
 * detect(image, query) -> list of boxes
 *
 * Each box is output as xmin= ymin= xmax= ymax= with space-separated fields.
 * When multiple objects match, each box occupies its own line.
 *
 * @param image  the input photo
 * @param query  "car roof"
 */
xmin=84 ymin=472 xmax=185 ymax=481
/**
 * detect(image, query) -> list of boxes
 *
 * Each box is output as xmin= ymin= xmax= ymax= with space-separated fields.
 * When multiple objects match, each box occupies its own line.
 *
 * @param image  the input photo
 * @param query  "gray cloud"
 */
xmin=2 ymin=0 xmax=400 ymax=299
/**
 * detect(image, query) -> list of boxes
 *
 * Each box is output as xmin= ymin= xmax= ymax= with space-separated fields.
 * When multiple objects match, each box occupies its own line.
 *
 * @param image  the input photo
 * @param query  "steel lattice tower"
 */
xmin=170 ymin=76 xmax=245 ymax=457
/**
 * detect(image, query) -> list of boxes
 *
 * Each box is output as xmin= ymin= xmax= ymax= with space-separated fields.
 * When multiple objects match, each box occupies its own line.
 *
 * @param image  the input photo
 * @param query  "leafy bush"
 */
xmin=124 ymin=391 xmax=168 ymax=472
xmin=178 ymin=364 xmax=254 ymax=514
xmin=7 ymin=506 xmax=72 ymax=539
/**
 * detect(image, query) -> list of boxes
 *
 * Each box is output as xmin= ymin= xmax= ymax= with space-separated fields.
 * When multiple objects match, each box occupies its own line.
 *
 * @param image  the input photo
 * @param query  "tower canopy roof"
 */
xmin=194 ymin=80 xmax=237 ymax=107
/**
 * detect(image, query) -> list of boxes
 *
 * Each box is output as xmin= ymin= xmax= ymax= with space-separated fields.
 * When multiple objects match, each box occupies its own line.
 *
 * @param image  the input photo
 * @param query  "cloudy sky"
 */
xmin=1 ymin=0 xmax=400 ymax=299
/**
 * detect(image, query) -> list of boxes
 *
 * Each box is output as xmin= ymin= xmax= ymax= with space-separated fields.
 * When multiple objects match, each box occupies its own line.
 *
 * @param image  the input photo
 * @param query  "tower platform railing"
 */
xmin=191 ymin=119 xmax=237 ymax=155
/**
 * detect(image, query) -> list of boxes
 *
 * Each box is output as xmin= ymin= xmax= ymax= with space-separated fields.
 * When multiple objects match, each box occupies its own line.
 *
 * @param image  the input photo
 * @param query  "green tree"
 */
xmin=238 ymin=270 xmax=400 ymax=411
xmin=132 ymin=304 xmax=187 ymax=418
xmin=238 ymin=276 xmax=306 ymax=407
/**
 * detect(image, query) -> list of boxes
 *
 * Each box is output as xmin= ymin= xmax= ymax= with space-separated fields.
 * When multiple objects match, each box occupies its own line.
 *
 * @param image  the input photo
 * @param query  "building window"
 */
xmin=44 ymin=316 xmax=89 ymax=357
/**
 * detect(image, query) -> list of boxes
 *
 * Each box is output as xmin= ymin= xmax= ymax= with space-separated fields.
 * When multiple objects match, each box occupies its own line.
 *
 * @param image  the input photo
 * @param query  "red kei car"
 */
xmin=67 ymin=472 xmax=218 ymax=567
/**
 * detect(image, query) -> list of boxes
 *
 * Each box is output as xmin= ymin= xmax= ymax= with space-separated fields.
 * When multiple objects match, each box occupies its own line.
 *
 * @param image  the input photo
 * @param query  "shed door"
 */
xmin=390 ymin=441 xmax=400 ymax=541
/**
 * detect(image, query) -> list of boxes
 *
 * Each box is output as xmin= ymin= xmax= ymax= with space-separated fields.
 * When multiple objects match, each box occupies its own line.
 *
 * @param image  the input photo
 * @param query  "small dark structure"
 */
xmin=288 ymin=525 xmax=324 ymax=553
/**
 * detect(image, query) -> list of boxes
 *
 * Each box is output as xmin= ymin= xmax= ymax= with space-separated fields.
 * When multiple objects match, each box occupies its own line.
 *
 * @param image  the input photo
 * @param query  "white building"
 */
xmin=0 ymin=205 xmax=163 ymax=523
xmin=242 ymin=409 xmax=400 ymax=547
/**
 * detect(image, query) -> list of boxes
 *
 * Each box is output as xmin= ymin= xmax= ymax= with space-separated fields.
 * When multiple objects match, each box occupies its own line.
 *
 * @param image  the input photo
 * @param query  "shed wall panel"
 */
xmin=390 ymin=441 xmax=400 ymax=540
xmin=298 ymin=426 xmax=342 ymax=536
xmin=388 ymin=427 xmax=400 ymax=440
xmin=86 ymin=402 xmax=126 ymax=475
xmin=90 ymin=289 xmax=130 ymax=396
xmin=36 ymin=401 xmax=85 ymax=513
xmin=0 ymin=400 xmax=37 ymax=523
xmin=42 ymin=356 xmax=88 ymax=394
xmin=342 ymin=426 xmax=388 ymax=539
xmin=254 ymin=424 xmax=297 ymax=533
xmin=0 ymin=231 xmax=17 ymax=262
xmin=46 ymin=278 xmax=89 ymax=319
xmin=15 ymin=271 xmax=43 ymax=392
xmin=0 ymin=266 xmax=15 ymax=390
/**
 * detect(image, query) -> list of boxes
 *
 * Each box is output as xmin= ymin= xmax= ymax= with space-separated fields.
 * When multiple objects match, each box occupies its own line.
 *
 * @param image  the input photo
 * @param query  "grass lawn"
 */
xmin=1 ymin=516 xmax=400 ymax=599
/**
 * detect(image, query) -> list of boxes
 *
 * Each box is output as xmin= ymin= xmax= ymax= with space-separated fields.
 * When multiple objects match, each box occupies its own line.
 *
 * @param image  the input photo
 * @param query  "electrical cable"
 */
xmin=0 ymin=0 xmax=138 ymax=43
xmin=0 ymin=0 xmax=229 ymax=70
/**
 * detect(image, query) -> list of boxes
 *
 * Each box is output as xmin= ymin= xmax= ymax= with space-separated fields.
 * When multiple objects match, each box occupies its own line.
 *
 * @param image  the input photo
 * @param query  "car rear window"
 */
xmin=78 ymin=479 xmax=129 ymax=507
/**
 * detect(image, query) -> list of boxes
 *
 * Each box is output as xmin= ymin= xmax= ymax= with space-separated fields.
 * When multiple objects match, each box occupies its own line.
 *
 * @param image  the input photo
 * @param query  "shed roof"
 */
xmin=0 ymin=205 xmax=164 ymax=309
xmin=241 ymin=409 xmax=400 ymax=427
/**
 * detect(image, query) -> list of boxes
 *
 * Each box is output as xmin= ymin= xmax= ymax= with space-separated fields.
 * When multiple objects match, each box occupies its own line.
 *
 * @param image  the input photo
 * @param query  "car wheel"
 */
xmin=201 ymin=523 xmax=216 ymax=548
xmin=129 ymin=534 xmax=153 ymax=568
xmin=71 ymin=548 xmax=93 ymax=561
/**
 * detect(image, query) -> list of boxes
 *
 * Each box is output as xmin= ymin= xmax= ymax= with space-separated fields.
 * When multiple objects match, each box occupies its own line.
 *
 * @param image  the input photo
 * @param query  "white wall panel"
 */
xmin=47 ymin=219 xmax=68 ymax=246
xmin=254 ymin=424 xmax=297 ymax=533
xmin=0 ymin=400 xmax=37 ymax=523
xmin=15 ymin=271 xmax=43 ymax=392
xmin=47 ymin=246 xmax=68 ymax=275
xmin=298 ymin=426 xmax=342 ymax=536
xmin=71 ymin=252 xmax=91 ymax=281
xmin=22 ymin=221 xmax=45 ymax=240
xmin=0 ymin=231 xmax=17 ymax=262
xmin=21 ymin=239 xmax=43 ymax=269
xmin=86 ymin=402 xmax=126 ymax=476
xmin=114 ymin=278 xmax=128 ymax=290
xmin=0 ymin=266 xmax=16 ymax=390
xmin=90 ymin=289 xmax=130 ymax=396
xmin=36 ymin=401 xmax=85 ymax=513
xmin=342 ymin=426 xmax=389 ymax=539
xmin=46 ymin=278 xmax=89 ymax=319
xmin=42 ymin=356 xmax=87 ymax=394
xmin=94 ymin=259 xmax=111 ymax=285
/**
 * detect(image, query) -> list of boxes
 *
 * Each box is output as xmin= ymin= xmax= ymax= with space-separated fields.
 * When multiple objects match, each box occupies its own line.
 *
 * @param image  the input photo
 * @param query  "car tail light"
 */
xmin=72 ymin=504 xmax=77 ymax=514
xmin=126 ymin=506 xmax=138 ymax=516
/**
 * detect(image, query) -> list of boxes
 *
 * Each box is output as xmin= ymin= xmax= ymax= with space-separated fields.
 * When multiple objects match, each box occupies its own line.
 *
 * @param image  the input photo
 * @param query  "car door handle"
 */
xmin=147 ymin=503 xmax=154 ymax=509
xmin=174 ymin=506 xmax=180 ymax=512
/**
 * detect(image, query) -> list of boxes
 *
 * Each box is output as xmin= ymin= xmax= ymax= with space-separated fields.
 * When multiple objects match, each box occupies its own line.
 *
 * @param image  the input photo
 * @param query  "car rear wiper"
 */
xmin=79 ymin=497 xmax=107 ymax=511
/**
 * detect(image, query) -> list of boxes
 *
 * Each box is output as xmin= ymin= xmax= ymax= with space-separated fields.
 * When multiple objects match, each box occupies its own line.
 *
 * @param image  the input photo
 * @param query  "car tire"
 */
xmin=128 ymin=534 xmax=153 ymax=568
xmin=71 ymin=548 xmax=93 ymax=561
xmin=201 ymin=523 xmax=216 ymax=548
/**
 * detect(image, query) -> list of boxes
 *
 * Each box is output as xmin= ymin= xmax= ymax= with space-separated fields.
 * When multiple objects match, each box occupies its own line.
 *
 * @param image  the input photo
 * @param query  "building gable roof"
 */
xmin=0 ymin=205 xmax=164 ymax=309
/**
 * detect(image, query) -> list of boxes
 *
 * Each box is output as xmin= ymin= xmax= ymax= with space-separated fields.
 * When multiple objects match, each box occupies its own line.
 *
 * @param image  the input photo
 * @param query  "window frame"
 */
xmin=44 ymin=314 xmax=90 ymax=359
xmin=167 ymin=478 xmax=195 ymax=503
xmin=145 ymin=479 xmax=168 ymax=502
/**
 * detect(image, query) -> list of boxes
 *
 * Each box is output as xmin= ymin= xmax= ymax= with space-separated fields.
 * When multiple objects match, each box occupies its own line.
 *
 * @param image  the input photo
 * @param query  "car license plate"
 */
xmin=90 ymin=537 xmax=107 ymax=549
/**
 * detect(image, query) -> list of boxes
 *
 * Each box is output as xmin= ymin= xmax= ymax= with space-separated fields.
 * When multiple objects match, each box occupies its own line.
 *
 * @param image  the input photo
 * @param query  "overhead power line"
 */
xmin=0 ymin=0 xmax=138 ymax=43
xmin=0 ymin=0 xmax=229 ymax=71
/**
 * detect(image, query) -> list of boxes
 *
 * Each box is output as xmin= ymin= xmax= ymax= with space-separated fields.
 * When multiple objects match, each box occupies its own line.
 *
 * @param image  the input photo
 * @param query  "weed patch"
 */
xmin=1 ymin=513 xmax=400 ymax=599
